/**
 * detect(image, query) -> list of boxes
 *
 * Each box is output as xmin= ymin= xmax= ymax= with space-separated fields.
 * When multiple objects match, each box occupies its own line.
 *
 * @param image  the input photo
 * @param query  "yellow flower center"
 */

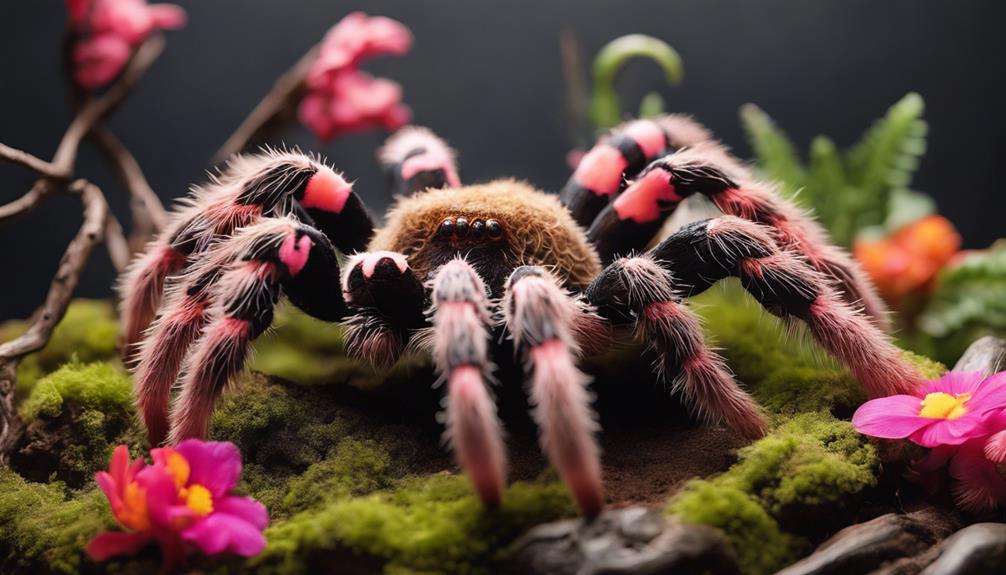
xmin=919 ymin=392 xmax=971 ymax=420
xmin=180 ymin=484 xmax=214 ymax=516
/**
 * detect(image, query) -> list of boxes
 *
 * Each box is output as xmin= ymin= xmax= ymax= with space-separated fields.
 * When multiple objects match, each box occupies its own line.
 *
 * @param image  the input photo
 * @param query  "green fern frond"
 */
xmin=740 ymin=103 xmax=806 ymax=198
xmin=846 ymin=92 xmax=927 ymax=227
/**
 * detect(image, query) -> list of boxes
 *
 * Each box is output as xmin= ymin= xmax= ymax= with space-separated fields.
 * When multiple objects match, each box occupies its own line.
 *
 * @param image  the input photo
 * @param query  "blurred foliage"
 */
xmin=590 ymin=34 xmax=683 ymax=130
xmin=741 ymin=93 xmax=931 ymax=246
xmin=912 ymin=241 xmax=1006 ymax=364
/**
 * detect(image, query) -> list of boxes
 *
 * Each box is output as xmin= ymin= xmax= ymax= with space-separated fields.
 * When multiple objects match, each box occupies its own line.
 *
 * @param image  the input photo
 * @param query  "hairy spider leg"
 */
xmin=504 ymin=266 xmax=604 ymax=517
xmin=586 ymin=144 xmax=890 ymax=329
xmin=166 ymin=218 xmax=343 ymax=443
xmin=379 ymin=126 xmax=461 ymax=196
xmin=586 ymin=256 xmax=769 ymax=440
xmin=649 ymin=217 xmax=921 ymax=397
xmin=119 ymin=151 xmax=369 ymax=357
xmin=341 ymin=251 xmax=426 ymax=367
xmin=560 ymin=115 xmax=712 ymax=228
xmin=429 ymin=259 xmax=506 ymax=507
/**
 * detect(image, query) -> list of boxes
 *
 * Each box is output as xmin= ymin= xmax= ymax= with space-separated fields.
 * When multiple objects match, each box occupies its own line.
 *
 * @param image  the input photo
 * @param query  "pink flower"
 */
xmin=853 ymin=371 xmax=1006 ymax=447
xmin=306 ymin=11 xmax=412 ymax=89
xmin=65 ymin=0 xmax=186 ymax=89
xmin=87 ymin=441 xmax=268 ymax=569
xmin=298 ymin=12 xmax=412 ymax=141
xmin=949 ymin=438 xmax=1006 ymax=512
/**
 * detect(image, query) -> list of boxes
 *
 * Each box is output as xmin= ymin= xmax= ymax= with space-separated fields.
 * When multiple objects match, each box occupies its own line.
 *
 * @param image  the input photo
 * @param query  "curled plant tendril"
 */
xmin=590 ymin=34 xmax=684 ymax=130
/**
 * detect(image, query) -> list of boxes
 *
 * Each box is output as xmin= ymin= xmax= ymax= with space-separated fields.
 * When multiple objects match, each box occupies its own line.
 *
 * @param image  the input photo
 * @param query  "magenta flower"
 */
xmin=88 ymin=441 xmax=268 ymax=569
xmin=948 ymin=438 xmax=1006 ymax=512
xmin=66 ymin=0 xmax=186 ymax=89
xmin=852 ymin=371 xmax=1006 ymax=447
xmin=298 ymin=12 xmax=412 ymax=141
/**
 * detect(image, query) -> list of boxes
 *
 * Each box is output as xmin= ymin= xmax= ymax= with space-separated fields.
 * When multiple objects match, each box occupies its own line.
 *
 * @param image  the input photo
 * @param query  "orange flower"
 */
xmin=854 ymin=215 xmax=961 ymax=306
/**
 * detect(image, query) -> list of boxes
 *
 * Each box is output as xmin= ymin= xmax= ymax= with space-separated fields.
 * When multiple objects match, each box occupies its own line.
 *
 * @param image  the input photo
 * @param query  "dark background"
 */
xmin=2 ymin=0 xmax=1004 ymax=319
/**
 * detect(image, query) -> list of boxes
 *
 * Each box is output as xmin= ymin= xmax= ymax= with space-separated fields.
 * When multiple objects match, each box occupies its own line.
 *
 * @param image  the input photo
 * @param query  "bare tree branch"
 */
xmin=213 ymin=45 xmax=318 ymax=162
xmin=0 ymin=180 xmax=53 ymax=224
xmin=0 ymin=180 xmax=109 ymax=462
xmin=104 ymin=213 xmax=132 ymax=272
xmin=91 ymin=126 xmax=167 ymax=250
xmin=0 ymin=34 xmax=168 ymax=462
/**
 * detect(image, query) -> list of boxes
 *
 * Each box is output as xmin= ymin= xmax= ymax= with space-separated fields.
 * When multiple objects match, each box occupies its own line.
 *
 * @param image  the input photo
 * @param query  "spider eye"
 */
xmin=437 ymin=218 xmax=454 ymax=238
xmin=455 ymin=217 xmax=470 ymax=237
xmin=486 ymin=219 xmax=503 ymax=239
xmin=470 ymin=219 xmax=485 ymax=239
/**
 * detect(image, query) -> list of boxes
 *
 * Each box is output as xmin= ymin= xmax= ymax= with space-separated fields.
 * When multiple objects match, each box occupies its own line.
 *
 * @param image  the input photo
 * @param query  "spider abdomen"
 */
xmin=369 ymin=179 xmax=601 ymax=293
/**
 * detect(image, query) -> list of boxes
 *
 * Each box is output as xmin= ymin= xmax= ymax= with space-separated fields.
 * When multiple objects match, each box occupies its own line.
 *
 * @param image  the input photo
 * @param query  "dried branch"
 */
xmin=0 ymin=180 xmax=53 ymax=224
xmin=91 ymin=125 xmax=167 ymax=250
xmin=213 ymin=45 xmax=319 ymax=162
xmin=104 ymin=214 xmax=132 ymax=272
xmin=0 ymin=35 xmax=167 ymax=462
xmin=0 ymin=180 xmax=109 ymax=462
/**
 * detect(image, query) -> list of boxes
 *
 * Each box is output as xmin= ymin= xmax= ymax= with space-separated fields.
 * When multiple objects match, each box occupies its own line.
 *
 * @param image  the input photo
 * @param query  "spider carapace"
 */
xmin=121 ymin=118 xmax=923 ymax=517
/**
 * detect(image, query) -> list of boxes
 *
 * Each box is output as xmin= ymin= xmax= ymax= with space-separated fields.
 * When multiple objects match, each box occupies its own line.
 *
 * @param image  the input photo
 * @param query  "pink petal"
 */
xmin=176 ymin=440 xmax=242 ymax=498
xmin=148 ymin=4 xmax=187 ymax=30
xmin=852 ymin=395 xmax=931 ymax=439
xmin=922 ymin=371 xmax=984 ymax=396
xmin=66 ymin=0 xmax=94 ymax=25
xmin=86 ymin=531 xmax=151 ymax=561
xmin=985 ymin=430 xmax=1006 ymax=463
xmin=135 ymin=465 xmax=181 ymax=528
xmin=216 ymin=496 xmax=269 ymax=531
xmin=949 ymin=439 xmax=1006 ymax=512
xmin=181 ymin=513 xmax=267 ymax=557
xmin=910 ymin=413 xmax=987 ymax=447
xmin=73 ymin=35 xmax=131 ymax=89
xmin=298 ymin=93 xmax=336 ymax=141
xmin=969 ymin=372 xmax=1006 ymax=413
xmin=95 ymin=471 xmax=122 ymax=510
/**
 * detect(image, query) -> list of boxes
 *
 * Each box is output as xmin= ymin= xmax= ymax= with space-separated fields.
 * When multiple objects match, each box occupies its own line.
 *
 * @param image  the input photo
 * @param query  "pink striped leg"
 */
xmin=378 ymin=126 xmax=461 ymax=196
xmin=585 ymin=256 xmax=769 ymax=440
xmin=504 ymin=266 xmax=604 ymax=516
xmin=429 ymin=259 xmax=506 ymax=507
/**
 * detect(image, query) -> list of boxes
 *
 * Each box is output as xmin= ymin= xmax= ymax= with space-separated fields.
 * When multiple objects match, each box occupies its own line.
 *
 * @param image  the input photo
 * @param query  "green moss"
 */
xmin=13 ymin=362 xmax=139 ymax=487
xmin=20 ymin=362 xmax=131 ymax=423
xmin=0 ymin=300 xmax=120 ymax=398
xmin=0 ymin=469 xmax=115 ymax=574
xmin=281 ymin=439 xmax=395 ymax=515
xmin=255 ymin=474 xmax=576 ymax=574
xmin=668 ymin=413 xmax=878 ymax=575
xmin=669 ymin=480 xmax=796 ymax=575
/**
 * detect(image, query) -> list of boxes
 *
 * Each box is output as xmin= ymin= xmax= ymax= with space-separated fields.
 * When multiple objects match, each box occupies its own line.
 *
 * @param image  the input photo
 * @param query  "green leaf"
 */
xmin=845 ymin=92 xmax=927 ymax=229
xmin=590 ymin=34 xmax=684 ymax=130
xmin=885 ymin=189 xmax=936 ymax=231
xmin=740 ymin=103 xmax=806 ymax=198
xmin=638 ymin=92 xmax=666 ymax=118
xmin=804 ymin=135 xmax=846 ymax=237
xmin=918 ymin=241 xmax=1006 ymax=363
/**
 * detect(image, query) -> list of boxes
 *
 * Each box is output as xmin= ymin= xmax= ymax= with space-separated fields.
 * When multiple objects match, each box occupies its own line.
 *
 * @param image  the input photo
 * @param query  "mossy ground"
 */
xmin=0 ymin=289 xmax=945 ymax=574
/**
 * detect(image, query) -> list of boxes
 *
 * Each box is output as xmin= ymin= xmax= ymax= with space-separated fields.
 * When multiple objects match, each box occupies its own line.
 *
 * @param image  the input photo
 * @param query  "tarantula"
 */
xmin=121 ymin=116 xmax=923 ymax=517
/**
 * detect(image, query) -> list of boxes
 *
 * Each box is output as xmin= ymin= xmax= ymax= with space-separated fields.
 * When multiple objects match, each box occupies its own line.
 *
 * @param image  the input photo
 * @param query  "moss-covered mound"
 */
xmin=13 ymin=362 xmax=139 ymax=487
xmin=668 ymin=414 xmax=878 ymax=575
xmin=0 ymin=288 xmax=947 ymax=574
xmin=0 ymin=300 xmax=120 ymax=399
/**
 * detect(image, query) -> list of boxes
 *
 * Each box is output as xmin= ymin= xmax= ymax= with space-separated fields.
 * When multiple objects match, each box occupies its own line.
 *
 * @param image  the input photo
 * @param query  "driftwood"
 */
xmin=0 ymin=35 xmax=167 ymax=463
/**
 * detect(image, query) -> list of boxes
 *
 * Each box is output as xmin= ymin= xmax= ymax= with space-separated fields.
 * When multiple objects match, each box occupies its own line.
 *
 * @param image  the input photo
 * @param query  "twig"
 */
xmin=104 ymin=214 xmax=132 ymax=272
xmin=213 ymin=45 xmax=319 ymax=162
xmin=91 ymin=126 xmax=167 ymax=250
xmin=0 ymin=180 xmax=53 ymax=224
xmin=0 ymin=180 xmax=109 ymax=462
xmin=0 ymin=35 xmax=166 ymax=462
xmin=51 ymin=36 xmax=165 ymax=175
